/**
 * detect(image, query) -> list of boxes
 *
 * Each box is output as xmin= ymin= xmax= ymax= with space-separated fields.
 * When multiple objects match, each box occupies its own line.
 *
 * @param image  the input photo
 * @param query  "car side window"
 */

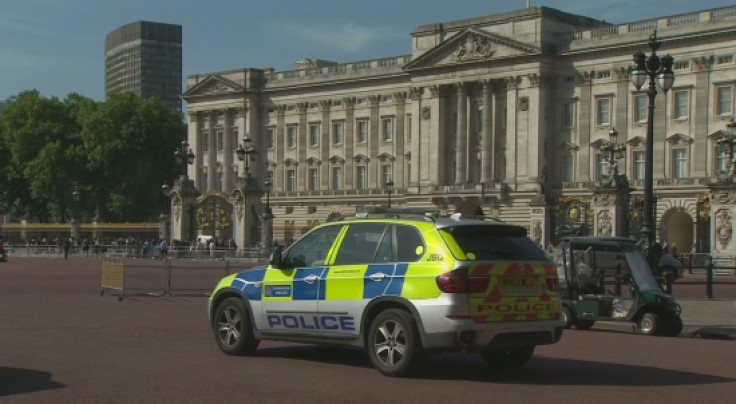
xmin=334 ymin=223 xmax=388 ymax=265
xmin=395 ymin=225 xmax=424 ymax=262
xmin=283 ymin=225 xmax=342 ymax=267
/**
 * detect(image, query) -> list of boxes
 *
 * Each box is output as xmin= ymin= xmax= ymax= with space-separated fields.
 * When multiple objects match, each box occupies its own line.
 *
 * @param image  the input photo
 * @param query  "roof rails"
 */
xmin=328 ymin=206 xmax=441 ymax=222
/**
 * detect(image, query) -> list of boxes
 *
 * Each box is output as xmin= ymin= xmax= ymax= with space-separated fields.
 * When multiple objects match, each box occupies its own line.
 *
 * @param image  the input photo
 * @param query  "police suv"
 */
xmin=208 ymin=211 xmax=564 ymax=376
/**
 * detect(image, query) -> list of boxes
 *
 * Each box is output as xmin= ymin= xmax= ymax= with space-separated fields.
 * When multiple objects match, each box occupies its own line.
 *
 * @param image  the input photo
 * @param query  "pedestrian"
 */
xmin=671 ymin=242 xmax=678 ymax=258
xmin=82 ymin=238 xmax=90 ymax=258
xmin=63 ymin=237 xmax=71 ymax=260
xmin=160 ymin=239 xmax=169 ymax=258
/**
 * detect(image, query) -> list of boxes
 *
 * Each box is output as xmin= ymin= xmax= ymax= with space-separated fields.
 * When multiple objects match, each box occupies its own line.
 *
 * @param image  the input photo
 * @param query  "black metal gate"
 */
xmin=191 ymin=194 xmax=233 ymax=244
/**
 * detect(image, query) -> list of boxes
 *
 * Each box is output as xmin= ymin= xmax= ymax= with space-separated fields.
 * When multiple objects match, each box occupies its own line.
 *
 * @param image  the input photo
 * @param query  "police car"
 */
xmin=208 ymin=211 xmax=563 ymax=376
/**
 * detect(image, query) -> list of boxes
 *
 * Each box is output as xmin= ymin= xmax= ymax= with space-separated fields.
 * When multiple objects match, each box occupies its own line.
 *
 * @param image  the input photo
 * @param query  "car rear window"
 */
xmin=442 ymin=225 xmax=548 ymax=261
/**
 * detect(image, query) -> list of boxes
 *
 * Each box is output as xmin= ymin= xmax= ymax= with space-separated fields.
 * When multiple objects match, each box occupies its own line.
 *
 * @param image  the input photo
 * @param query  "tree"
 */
xmin=78 ymin=93 xmax=184 ymax=222
xmin=0 ymin=91 xmax=185 ymax=223
xmin=0 ymin=91 xmax=85 ymax=222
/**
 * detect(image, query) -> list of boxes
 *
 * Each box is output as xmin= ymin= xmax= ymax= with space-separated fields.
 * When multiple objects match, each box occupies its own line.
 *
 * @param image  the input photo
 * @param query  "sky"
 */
xmin=1 ymin=0 xmax=734 ymax=103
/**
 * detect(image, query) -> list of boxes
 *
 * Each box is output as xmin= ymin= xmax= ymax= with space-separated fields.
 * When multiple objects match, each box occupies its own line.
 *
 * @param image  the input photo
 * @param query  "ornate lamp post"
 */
xmin=600 ymin=127 xmax=627 ymax=187
xmin=174 ymin=138 xmax=195 ymax=177
xmin=263 ymin=179 xmax=274 ymax=250
xmin=385 ymin=179 xmax=394 ymax=208
xmin=236 ymin=136 xmax=256 ymax=179
xmin=630 ymin=30 xmax=675 ymax=250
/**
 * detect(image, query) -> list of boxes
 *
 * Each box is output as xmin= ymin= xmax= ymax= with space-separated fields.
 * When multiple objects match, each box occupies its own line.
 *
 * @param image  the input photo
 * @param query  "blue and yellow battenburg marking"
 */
xmin=229 ymin=262 xmax=411 ymax=301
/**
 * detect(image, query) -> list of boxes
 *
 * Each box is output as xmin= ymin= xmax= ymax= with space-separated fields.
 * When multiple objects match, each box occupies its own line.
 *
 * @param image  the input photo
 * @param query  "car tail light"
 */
xmin=436 ymin=268 xmax=489 ymax=293
xmin=545 ymin=276 xmax=559 ymax=292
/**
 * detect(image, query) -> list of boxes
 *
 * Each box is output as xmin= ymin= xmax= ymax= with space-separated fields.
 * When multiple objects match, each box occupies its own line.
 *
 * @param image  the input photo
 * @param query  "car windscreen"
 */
xmin=442 ymin=225 xmax=548 ymax=261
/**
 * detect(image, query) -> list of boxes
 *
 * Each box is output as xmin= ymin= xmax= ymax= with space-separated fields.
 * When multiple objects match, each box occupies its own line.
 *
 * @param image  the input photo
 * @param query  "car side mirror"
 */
xmin=269 ymin=246 xmax=284 ymax=269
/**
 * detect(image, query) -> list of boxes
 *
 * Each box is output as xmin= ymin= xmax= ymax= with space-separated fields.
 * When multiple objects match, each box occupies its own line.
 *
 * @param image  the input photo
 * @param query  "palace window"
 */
xmin=562 ymin=102 xmax=575 ymax=129
xmin=357 ymin=120 xmax=368 ymax=143
xmin=633 ymin=151 xmax=645 ymax=180
xmin=333 ymin=122 xmax=343 ymax=145
xmin=332 ymin=167 xmax=343 ymax=190
xmin=716 ymin=85 xmax=733 ymax=116
xmin=673 ymin=149 xmax=688 ymax=178
xmin=357 ymin=166 xmax=367 ymax=189
xmin=674 ymin=90 xmax=689 ymax=119
xmin=634 ymin=95 xmax=647 ymax=123
xmin=561 ymin=154 xmax=573 ymax=182
xmin=309 ymin=124 xmax=320 ymax=146
xmin=596 ymin=97 xmax=611 ymax=126
xmin=287 ymin=126 xmax=297 ymax=148
xmin=309 ymin=168 xmax=318 ymax=190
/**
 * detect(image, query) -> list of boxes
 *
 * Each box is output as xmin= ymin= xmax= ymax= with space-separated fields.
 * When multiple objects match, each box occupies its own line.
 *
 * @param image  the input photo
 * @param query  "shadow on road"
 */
xmin=252 ymin=345 xmax=735 ymax=385
xmin=0 ymin=367 xmax=65 ymax=397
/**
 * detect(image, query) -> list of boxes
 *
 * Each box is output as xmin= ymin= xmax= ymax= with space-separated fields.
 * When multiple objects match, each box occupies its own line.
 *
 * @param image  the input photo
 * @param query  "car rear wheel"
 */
xmin=214 ymin=297 xmax=260 ymax=355
xmin=639 ymin=312 xmax=660 ymax=336
xmin=367 ymin=309 xmax=422 ymax=377
xmin=480 ymin=346 xmax=535 ymax=370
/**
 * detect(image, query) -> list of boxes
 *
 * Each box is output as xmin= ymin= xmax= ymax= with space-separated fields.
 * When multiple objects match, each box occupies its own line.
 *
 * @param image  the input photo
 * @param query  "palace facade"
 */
xmin=181 ymin=6 xmax=736 ymax=264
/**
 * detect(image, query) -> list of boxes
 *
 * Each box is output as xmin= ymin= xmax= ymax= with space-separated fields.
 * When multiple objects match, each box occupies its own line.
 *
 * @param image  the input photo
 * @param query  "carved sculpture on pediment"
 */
xmin=456 ymin=32 xmax=495 ymax=61
xmin=204 ymin=81 xmax=229 ymax=94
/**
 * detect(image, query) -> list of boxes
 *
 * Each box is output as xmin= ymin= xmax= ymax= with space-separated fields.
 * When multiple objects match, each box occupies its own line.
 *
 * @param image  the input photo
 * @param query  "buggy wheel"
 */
xmin=639 ymin=312 xmax=660 ymax=336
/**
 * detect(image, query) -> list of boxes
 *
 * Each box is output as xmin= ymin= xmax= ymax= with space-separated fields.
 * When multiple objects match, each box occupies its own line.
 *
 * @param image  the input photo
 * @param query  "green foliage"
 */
xmin=0 ymin=91 xmax=185 ymax=223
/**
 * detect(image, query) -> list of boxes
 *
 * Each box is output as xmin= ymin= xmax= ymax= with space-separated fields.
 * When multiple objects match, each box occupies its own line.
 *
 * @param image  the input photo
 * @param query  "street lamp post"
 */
xmin=630 ymin=30 xmax=675 ymax=251
xmin=600 ymin=127 xmax=627 ymax=186
xmin=263 ymin=179 xmax=273 ymax=250
xmin=385 ymin=179 xmax=394 ymax=208
xmin=236 ymin=136 xmax=256 ymax=179
xmin=174 ymin=138 xmax=195 ymax=177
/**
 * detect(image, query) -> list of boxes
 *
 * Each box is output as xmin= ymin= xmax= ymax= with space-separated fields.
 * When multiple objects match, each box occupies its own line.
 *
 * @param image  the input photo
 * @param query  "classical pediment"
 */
xmin=404 ymin=28 xmax=542 ymax=71
xmin=182 ymin=75 xmax=244 ymax=98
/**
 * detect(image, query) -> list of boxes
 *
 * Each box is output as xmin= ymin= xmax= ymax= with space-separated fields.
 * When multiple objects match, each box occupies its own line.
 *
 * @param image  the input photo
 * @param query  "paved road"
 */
xmin=1 ymin=257 xmax=735 ymax=403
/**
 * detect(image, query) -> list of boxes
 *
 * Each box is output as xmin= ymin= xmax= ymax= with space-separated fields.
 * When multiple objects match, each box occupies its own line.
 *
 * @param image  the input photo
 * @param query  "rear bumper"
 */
xmin=420 ymin=318 xmax=565 ymax=351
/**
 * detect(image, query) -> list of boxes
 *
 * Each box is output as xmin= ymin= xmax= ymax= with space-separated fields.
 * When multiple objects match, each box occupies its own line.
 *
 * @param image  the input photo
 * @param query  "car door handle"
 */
xmin=304 ymin=274 xmax=320 ymax=284
xmin=368 ymin=272 xmax=387 ymax=281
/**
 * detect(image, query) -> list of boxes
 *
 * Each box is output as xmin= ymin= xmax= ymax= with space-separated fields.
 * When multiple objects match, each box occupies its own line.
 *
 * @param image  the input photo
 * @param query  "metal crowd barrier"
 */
xmin=98 ymin=254 xmax=262 ymax=300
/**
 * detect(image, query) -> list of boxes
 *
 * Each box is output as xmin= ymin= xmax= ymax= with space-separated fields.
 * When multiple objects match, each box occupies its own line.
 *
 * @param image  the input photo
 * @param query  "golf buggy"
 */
xmin=554 ymin=237 xmax=683 ymax=337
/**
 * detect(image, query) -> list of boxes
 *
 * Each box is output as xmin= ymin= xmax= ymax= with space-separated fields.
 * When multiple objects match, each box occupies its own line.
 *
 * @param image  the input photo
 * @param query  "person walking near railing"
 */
xmin=160 ymin=239 xmax=169 ymax=258
xmin=63 ymin=237 xmax=71 ymax=260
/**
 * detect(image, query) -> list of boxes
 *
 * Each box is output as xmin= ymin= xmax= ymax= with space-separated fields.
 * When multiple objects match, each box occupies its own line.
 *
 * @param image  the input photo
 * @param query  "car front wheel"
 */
xmin=367 ymin=309 xmax=422 ymax=377
xmin=213 ymin=297 xmax=259 ymax=355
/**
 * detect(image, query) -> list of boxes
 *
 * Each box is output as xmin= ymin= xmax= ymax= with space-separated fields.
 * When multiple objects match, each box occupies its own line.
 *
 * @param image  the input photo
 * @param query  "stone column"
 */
xmin=481 ymin=80 xmax=493 ymax=184
xmin=455 ymin=82 xmax=468 ymax=184
xmin=344 ymin=98 xmax=356 ymax=189
xmin=207 ymin=110 xmax=217 ymax=192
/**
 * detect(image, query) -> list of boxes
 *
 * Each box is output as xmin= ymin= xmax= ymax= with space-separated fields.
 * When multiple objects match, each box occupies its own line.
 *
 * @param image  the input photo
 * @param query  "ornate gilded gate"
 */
xmin=191 ymin=193 xmax=233 ymax=244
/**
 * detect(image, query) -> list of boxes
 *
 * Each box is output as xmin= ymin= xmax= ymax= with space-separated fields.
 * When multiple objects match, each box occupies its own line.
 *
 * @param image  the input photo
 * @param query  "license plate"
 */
xmin=499 ymin=277 xmax=535 ymax=289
